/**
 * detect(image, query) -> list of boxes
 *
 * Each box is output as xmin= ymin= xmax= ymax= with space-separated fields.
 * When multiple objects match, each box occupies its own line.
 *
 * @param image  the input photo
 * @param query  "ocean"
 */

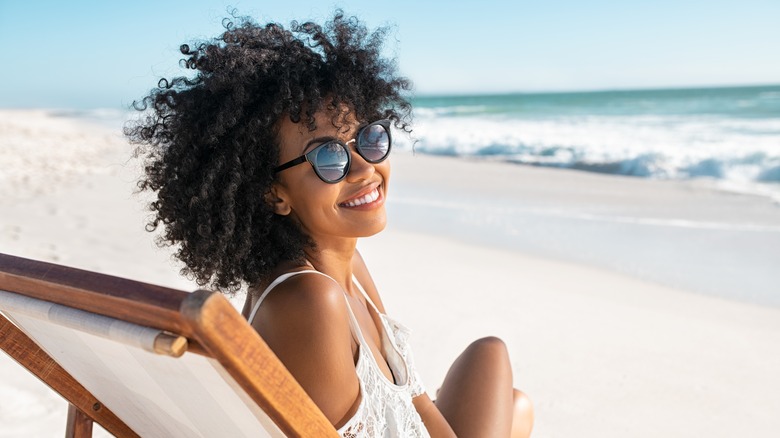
xmin=407 ymin=85 xmax=780 ymax=201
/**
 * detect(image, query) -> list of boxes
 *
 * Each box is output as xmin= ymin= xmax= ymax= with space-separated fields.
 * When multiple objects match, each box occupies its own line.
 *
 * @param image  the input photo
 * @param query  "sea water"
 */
xmin=406 ymin=85 xmax=780 ymax=201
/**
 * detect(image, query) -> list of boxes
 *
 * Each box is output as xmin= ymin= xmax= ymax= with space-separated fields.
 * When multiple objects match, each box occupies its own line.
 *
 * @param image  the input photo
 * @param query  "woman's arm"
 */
xmin=251 ymin=273 xmax=361 ymax=428
xmin=414 ymin=393 xmax=457 ymax=437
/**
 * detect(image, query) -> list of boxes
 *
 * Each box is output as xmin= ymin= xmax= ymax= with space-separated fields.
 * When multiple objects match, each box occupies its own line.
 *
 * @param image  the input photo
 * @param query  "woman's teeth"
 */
xmin=344 ymin=188 xmax=379 ymax=207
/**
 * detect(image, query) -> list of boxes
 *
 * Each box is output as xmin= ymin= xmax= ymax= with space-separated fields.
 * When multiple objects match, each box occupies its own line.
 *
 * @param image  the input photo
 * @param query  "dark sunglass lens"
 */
xmin=314 ymin=142 xmax=349 ymax=182
xmin=358 ymin=123 xmax=390 ymax=162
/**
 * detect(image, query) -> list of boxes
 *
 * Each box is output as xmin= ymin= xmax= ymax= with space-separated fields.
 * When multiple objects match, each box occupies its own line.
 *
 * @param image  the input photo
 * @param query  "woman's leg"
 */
xmin=511 ymin=389 xmax=534 ymax=438
xmin=435 ymin=336 xmax=533 ymax=437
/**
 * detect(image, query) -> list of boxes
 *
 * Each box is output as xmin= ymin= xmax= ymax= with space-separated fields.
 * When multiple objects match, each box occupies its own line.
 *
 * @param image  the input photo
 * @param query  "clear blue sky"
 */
xmin=1 ymin=0 xmax=778 ymax=108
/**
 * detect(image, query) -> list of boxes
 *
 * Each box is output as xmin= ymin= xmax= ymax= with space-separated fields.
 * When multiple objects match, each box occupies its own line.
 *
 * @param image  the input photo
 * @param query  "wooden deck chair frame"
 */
xmin=0 ymin=252 xmax=339 ymax=437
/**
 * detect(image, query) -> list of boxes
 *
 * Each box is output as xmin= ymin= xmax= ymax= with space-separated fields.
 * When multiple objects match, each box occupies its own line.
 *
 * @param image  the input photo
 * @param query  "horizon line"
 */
xmin=412 ymin=82 xmax=780 ymax=99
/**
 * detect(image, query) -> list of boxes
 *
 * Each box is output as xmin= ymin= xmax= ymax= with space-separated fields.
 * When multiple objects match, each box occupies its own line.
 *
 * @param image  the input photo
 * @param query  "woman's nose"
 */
xmin=346 ymin=148 xmax=375 ymax=182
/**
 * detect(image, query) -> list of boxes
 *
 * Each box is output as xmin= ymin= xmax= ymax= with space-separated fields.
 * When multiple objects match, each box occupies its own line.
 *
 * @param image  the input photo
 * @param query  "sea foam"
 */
xmin=403 ymin=86 xmax=780 ymax=201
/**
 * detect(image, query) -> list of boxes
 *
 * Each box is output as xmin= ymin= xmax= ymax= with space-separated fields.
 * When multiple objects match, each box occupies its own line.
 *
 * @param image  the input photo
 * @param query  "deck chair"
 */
xmin=0 ymin=252 xmax=339 ymax=437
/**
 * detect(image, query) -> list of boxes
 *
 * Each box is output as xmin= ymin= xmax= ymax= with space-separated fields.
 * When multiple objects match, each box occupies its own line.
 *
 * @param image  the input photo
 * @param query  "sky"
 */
xmin=1 ymin=0 xmax=778 ymax=109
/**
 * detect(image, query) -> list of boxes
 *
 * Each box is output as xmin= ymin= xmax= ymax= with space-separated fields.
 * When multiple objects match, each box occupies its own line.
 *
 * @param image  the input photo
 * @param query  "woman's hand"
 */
xmin=413 ymin=393 xmax=457 ymax=438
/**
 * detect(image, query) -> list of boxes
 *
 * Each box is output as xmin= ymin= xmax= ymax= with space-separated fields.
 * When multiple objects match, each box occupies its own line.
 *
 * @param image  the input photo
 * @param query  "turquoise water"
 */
xmin=407 ymin=85 xmax=780 ymax=198
xmin=413 ymin=85 xmax=780 ymax=118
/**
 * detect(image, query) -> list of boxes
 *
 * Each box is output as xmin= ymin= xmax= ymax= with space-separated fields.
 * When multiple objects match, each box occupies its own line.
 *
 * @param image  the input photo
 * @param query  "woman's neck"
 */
xmin=304 ymin=237 xmax=359 ymax=294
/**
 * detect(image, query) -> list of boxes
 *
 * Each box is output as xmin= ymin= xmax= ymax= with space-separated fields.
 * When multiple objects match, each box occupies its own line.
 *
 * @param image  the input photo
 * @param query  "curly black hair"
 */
xmin=125 ymin=11 xmax=412 ymax=293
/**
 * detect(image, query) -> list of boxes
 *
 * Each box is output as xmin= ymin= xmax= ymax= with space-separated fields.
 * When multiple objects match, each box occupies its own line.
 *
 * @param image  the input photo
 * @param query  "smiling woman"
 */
xmin=124 ymin=11 xmax=412 ymax=291
xmin=125 ymin=10 xmax=533 ymax=437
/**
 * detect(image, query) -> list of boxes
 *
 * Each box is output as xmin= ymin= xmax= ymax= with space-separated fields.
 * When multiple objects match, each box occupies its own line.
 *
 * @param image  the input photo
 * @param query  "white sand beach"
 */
xmin=2 ymin=110 xmax=780 ymax=437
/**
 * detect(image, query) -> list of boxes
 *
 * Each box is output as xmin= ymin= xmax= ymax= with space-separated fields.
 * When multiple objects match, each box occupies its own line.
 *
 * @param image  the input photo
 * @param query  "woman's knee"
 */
xmin=513 ymin=389 xmax=533 ymax=418
xmin=465 ymin=336 xmax=510 ymax=361
xmin=512 ymin=389 xmax=534 ymax=438
xmin=449 ymin=336 xmax=513 ymax=382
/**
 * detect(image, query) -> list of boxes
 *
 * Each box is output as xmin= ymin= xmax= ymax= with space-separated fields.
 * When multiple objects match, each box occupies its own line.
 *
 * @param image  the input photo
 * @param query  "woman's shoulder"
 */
xmin=253 ymin=269 xmax=349 ymax=331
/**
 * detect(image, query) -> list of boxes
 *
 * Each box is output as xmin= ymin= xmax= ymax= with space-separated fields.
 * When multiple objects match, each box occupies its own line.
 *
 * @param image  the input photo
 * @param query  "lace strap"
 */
xmin=351 ymin=274 xmax=382 ymax=315
xmin=341 ymin=293 xmax=369 ymax=347
xmin=247 ymin=270 xmax=329 ymax=323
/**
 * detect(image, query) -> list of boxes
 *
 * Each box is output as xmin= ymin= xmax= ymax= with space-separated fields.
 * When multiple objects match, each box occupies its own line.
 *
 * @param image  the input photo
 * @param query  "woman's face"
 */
xmin=270 ymin=108 xmax=390 ymax=244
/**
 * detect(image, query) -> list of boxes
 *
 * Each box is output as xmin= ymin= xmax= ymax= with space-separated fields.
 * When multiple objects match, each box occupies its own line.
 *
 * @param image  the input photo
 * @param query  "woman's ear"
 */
xmin=265 ymin=184 xmax=292 ymax=216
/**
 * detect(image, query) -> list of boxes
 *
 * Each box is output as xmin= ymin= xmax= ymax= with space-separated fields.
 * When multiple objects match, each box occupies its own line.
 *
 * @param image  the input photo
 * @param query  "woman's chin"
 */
xmin=355 ymin=214 xmax=387 ymax=238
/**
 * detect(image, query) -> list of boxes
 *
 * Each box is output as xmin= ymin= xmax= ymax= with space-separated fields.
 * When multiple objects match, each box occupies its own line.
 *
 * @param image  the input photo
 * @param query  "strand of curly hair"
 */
xmin=125 ymin=11 xmax=412 ymax=293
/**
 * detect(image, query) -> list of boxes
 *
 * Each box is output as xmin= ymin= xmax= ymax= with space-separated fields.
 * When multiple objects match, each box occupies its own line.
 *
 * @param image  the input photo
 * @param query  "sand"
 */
xmin=1 ymin=109 xmax=779 ymax=437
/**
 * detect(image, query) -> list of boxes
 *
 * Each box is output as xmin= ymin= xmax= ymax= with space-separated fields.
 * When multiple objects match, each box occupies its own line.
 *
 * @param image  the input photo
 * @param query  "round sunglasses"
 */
xmin=274 ymin=119 xmax=392 ymax=183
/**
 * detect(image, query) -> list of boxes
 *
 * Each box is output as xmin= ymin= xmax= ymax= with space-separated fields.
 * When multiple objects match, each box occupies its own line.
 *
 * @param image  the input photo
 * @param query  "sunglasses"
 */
xmin=274 ymin=119 xmax=392 ymax=183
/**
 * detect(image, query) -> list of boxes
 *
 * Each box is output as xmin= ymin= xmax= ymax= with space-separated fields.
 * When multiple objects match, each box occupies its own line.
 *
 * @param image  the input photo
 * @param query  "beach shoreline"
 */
xmin=1 ymin=110 xmax=779 ymax=437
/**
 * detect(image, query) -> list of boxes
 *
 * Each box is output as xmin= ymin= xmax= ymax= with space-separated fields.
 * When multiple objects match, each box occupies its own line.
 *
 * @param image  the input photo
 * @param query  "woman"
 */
xmin=127 ymin=11 xmax=533 ymax=437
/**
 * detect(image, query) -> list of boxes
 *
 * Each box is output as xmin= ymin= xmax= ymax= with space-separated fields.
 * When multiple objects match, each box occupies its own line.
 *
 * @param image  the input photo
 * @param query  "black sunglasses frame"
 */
xmin=274 ymin=119 xmax=392 ymax=184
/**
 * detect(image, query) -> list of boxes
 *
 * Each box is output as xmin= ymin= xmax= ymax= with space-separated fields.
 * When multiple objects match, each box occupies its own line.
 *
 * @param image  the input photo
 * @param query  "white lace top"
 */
xmin=248 ymin=270 xmax=430 ymax=438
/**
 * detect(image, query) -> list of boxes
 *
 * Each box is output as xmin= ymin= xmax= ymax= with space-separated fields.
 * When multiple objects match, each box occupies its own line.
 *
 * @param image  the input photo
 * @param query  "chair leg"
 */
xmin=66 ymin=403 xmax=93 ymax=438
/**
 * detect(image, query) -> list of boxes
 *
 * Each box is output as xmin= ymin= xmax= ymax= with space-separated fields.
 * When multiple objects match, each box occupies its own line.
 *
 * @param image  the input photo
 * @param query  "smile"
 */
xmin=341 ymin=187 xmax=381 ymax=208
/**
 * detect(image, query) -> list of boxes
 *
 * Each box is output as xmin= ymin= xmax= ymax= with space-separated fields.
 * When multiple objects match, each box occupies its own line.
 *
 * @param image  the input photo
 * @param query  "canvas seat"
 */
xmin=0 ymin=252 xmax=339 ymax=438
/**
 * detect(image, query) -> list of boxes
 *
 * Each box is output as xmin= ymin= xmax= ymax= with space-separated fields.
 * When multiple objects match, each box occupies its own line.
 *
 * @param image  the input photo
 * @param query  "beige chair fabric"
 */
xmin=0 ymin=290 xmax=286 ymax=438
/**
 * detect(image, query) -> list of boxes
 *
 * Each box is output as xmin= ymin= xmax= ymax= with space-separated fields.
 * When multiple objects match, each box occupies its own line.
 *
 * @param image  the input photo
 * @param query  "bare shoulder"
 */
xmin=352 ymin=249 xmax=387 ymax=313
xmin=254 ymin=272 xmax=348 ymax=324
xmin=252 ymin=271 xmax=351 ymax=355
xmin=251 ymin=272 xmax=360 ymax=427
